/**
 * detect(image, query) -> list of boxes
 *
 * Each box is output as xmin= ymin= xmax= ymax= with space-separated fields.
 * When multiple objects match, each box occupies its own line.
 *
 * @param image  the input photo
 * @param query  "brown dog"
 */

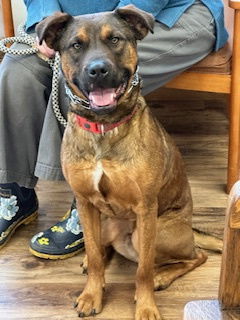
xmin=37 ymin=6 xmax=208 ymax=319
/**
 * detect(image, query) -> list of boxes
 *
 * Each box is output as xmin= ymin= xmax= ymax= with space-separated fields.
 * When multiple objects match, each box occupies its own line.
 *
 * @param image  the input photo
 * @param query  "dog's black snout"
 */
xmin=86 ymin=60 xmax=110 ymax=79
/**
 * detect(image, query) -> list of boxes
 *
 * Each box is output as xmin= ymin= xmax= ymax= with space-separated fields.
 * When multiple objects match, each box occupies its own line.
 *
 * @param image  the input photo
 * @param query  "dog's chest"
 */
xmin=92 ymin=161 xmax=104 ymax=192
xmin=89 ymin=160 xmax=138 ymax=219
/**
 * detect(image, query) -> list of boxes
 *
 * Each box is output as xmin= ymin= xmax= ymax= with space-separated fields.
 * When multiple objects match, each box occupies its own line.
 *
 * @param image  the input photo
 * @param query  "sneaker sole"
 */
xmin=29 ymin=245 xmax=85 ymax=260
xmin=0 ymin=210 xmax=38 ymax=250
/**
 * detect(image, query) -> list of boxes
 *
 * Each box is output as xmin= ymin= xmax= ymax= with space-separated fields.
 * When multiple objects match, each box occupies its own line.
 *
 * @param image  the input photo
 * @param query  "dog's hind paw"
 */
xmin=154 ymin=275 xmax=172 ymax=291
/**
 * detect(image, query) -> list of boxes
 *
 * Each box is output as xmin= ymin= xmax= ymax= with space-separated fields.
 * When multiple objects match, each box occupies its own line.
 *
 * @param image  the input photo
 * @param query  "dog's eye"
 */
xmin=111 ymin=37 xmax=119 ymax=44
xmin=72 ymin=42 xmax=82 ymax=50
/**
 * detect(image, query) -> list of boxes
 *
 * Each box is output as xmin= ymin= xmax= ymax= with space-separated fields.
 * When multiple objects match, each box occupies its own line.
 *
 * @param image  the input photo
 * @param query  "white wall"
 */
xmin=12 ymin=0 xmax=27 ymax=33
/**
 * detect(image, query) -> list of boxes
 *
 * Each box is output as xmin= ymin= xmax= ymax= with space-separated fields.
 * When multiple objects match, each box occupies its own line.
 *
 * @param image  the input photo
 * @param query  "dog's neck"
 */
xmin=63 ymin=95 xmax=147 ymax=164
xmin=74 ymin=106 xmax=138 ymax=135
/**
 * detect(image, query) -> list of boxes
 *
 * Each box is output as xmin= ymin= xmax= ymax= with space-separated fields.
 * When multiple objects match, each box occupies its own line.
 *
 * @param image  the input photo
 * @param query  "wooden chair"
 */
xmin=163 ymin=0 xmax=240 ymax=193
xmin=2 ymin=0 xmax=240 ymax=192
xmin=184 ymin=180 xmax=240 ymax=319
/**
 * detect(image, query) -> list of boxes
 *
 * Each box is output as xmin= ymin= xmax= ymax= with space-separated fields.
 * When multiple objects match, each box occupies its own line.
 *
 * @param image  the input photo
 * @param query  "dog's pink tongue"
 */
xmin=89 ymin=88 xmax=116 ymax=107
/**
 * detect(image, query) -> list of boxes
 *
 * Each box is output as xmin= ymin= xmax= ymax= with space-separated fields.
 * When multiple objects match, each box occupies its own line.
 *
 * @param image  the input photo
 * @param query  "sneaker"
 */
xmin=0 ymin=183 xmax=38 ymax=249
xmin=29 ymin=200 xmax=84 ymax=259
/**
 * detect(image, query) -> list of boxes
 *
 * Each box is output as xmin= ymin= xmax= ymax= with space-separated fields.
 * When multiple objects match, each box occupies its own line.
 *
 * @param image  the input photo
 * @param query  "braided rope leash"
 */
xmin=0 ymin=25 xmax=68 ymax=127
xmin=51 ymin=53 xmax=68 ymax=127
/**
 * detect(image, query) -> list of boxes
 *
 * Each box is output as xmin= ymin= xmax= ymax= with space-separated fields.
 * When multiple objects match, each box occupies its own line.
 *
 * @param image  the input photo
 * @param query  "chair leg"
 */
xmin=219 ymin=180 xmax=240 ymax=308
xmin=227 ymin=9 xmax=240 ymax=193
xmin=227 ymin=88 xmax=240 ymax=193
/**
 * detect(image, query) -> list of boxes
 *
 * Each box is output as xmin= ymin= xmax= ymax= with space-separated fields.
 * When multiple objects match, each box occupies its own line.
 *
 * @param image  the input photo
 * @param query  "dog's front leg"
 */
xmin=74 ymin=199 xmax=104 ymax=317
xmin=135 ymin=202 xmax=162 ymax=320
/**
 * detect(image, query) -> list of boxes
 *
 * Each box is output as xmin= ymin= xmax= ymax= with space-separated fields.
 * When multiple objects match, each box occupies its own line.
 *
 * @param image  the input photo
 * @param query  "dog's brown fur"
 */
xmin=37 ymin=7 xmax=209 ymax=320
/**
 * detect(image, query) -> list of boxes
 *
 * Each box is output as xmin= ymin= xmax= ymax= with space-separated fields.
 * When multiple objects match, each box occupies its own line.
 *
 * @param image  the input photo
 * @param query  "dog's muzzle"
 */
xmin=65 ymin=66 xmax=141 ymax=114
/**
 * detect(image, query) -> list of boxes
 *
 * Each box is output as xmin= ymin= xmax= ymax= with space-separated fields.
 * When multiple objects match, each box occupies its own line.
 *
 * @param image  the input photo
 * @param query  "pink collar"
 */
xmin=75 ymin=108 xmax=137 ymax=134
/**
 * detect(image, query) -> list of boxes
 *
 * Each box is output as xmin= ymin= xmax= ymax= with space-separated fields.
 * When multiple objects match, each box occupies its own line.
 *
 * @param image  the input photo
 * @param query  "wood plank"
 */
xmin=227 ymin=9 xmax=240 ymax=191
xmin=146 ymin=88 xmax=228 ymax=102
xmin=164 ymin=72 xmax=231 ymax=94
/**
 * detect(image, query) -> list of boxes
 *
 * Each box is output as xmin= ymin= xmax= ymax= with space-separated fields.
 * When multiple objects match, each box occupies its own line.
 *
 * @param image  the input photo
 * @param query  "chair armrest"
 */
xmin=229 ymin=0 xmax=240 ymax=9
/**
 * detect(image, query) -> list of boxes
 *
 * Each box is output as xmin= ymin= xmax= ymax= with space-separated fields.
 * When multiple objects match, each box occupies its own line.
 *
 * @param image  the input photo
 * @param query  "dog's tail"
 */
xmin=193 ymin=228 xmax=223 ymax=253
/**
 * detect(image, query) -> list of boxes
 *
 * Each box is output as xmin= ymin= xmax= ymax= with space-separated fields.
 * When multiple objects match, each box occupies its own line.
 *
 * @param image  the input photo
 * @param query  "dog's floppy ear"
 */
xmin=115 ymin=5 xmax=154 ymax=40
xmin=36 ymin=12 xmax=73 ymax=50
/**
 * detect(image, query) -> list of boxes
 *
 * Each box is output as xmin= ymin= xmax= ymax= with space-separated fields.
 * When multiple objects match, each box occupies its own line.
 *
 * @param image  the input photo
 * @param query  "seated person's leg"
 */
xmin=29 ymin=76 xmax=85 ymax=259
xmin=0 ymin=44 xmax=51 ymax=248
xmin=0 ymin=44 xmax=85 ymax=257
xmin=138 ymin=0 xmax=216 ymax=95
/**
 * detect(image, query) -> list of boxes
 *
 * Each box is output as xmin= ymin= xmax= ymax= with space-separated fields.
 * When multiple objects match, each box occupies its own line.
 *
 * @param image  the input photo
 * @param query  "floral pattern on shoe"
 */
xmin=31 ymin=232 xmax=44 ymax=244
xmin=65 ymin=209 xmax=82 ymax=235
xmin=38 ymin=237 xmax=50 ymax=245
xmin=29 ymin=202 xmax=84 ymax=258
xmin=0 ymin=196 xmax=19 ymax=221
xmin=51 ymin=226 xmax=65 ymax=233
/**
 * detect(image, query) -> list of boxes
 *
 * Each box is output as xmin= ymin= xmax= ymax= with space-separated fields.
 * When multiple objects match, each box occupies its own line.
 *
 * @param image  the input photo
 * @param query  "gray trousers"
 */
xmin=0 ymin=0 xmax=216 ymax=188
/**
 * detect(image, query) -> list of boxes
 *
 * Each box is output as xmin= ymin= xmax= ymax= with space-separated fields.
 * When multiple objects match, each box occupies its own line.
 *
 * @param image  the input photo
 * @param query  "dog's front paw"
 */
xmin=74 ymin=289 xmax=103 ymax=317
xmin=135 ymin=303 xmax=162 ymax=320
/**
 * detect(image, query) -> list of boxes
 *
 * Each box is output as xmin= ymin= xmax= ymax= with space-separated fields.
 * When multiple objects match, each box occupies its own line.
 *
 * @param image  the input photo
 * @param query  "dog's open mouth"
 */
xmin=88 ymin=83 xmax=127 ymax=113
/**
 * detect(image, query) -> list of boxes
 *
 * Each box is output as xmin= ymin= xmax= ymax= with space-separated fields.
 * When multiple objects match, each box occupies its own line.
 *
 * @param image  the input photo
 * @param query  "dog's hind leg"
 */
xmin=153 ymin=250 xmax=207 ymax=290
xmin=152 ymin=205 xmax=208 ymax=290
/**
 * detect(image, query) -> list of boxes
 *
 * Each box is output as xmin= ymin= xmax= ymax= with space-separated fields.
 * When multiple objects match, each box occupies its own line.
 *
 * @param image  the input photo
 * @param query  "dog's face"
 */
xmin=36 ymin=6 xmax=154 ymax=118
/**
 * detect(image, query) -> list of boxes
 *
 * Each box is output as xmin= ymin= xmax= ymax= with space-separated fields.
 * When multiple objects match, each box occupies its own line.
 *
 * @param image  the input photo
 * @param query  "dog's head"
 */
xmin=36 ymin=6 xmax=154 ymax=119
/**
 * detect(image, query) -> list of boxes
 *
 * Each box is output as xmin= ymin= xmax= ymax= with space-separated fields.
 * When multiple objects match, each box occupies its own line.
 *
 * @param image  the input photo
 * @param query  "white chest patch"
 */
xmin=93 ymin=161 xmax=104 ymax=191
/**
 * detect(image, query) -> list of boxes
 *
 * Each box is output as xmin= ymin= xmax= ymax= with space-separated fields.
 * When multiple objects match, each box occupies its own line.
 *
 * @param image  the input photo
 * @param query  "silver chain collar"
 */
xmin=64 ymin=83 xmax=91 ymax=109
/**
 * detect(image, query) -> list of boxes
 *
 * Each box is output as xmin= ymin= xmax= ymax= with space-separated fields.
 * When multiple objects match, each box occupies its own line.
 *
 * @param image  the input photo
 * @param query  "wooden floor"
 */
xmin=0 ymin=89 xmax=230 ymax=319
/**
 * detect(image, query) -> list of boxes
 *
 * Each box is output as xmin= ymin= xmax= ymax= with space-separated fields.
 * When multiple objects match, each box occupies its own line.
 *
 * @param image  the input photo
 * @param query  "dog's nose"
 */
xmin=86 ymin=60 xmax=110 ymax=79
